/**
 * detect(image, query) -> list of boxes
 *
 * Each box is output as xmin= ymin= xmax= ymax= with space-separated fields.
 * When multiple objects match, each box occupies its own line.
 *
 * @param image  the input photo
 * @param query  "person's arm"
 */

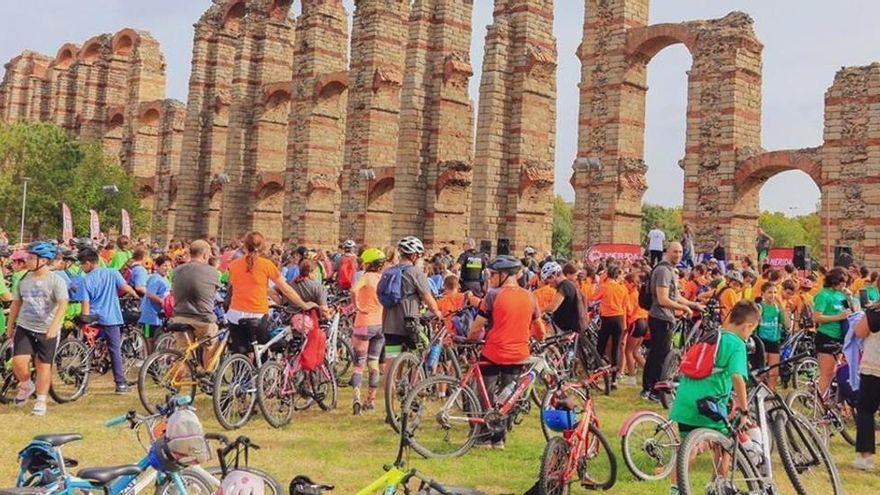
xmin=655 ymin=285 xmax=694 ymax=317
xmin=6 ymin=299 xmax=21 ymax=337
xmin=147 ymin=290 xmax=164 ymax=305
xmin=731 ymin=373 xmax=749 ymax=427
xmin=531 ymin=295 xmax=546 ymax=341
xmin=547 ymin=290 xmax=565 ymax=313
xmin=467 ymin=314 xmax=488 ymax=342
xmin=45 ymin=299 xmax=68 ymax=339
xmin=272 ymin=276 xmax=317 ymax=311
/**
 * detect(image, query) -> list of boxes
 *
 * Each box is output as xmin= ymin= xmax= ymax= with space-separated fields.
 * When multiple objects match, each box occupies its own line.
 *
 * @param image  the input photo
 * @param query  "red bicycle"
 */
xmin=538 ymin=367 xmax=617 ymax=493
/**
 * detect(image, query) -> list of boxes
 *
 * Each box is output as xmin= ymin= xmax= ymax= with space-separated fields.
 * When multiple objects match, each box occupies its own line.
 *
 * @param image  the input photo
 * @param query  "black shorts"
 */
xmin=631 ymin=319 xmax=648 ymax=338
xmin=760 ymin=338 xmax=780 ymax=354
xmin=384 ymin=334 xmax=416 ymax=351
xmin=814 ymin=331 xmax=843 ymax=355
xmin=13 ymin=326 xmax=58 ymax=364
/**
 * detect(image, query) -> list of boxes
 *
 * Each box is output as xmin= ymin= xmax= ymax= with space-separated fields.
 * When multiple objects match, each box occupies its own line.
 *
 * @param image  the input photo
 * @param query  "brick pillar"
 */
xmin=46 ymin=44 xmax=79 ymax=132
xmin=75 ymin=35 xmax=114 ymax=140
xmin=341 ymin=0 xmax=410 ymax=248
xmin=284 ymin=0 xmax=349 ymax=249
xmin=0 ymin=52 xmax=50 ymax=122
xmin=394 ymin=0 xmax=474 ymax=251
xmin=153 ymin=100 xmax=187 ymax=245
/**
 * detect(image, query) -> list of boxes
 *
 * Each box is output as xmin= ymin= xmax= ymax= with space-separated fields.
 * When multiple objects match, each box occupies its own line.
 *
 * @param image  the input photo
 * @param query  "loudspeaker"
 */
xmin=497 ymin=238 xmax=510 ymax=256
xmin=793 ymin=245 xmax=810 ymax=270
xmin=479 ymin=240 xmax=492 ymax=256
xmin=834 ymin=245 xmax=854 ymax=268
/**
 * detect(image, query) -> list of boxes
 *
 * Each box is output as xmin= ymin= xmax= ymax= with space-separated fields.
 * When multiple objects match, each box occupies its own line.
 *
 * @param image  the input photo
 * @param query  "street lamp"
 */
xmin=19 ymin=177 xmax=30 ymax=244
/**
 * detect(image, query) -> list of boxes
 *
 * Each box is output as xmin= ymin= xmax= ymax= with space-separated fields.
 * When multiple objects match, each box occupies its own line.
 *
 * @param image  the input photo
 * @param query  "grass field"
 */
xmin=1 ymin=375 xmax=877 ymax=494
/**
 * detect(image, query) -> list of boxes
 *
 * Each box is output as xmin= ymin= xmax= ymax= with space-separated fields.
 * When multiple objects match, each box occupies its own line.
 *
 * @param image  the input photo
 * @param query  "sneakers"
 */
xmin=115 ymin=384 xmax=131 ymax=394
xmin=14 ymin=380 xmax=35 ymax=407
xmin=492 ymin=441 xmax=505 ymax=451
xmin=640 ymin=390 xmax=660 ymax=402
xmin=32 ymin=397 xmax=47 ymax=416
xmin=622 ymin=375 xmax=638 ymax=386
xmin=853 ymin=456 xmax=874 ymax=471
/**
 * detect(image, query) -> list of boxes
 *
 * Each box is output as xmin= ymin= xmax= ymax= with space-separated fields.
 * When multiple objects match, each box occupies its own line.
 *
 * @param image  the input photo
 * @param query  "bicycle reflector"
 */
xmin=543 ymin=409 xmax=579 ymax=432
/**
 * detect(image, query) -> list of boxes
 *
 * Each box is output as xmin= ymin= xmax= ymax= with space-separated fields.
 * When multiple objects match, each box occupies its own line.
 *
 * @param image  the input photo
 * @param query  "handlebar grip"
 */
xmin=174 ymin=395 xmax=193 ymax=406
xmin=105 ymin=415 xmax=127 ymax=427
xmin=426 ymin=479 xmax=452 ymax=495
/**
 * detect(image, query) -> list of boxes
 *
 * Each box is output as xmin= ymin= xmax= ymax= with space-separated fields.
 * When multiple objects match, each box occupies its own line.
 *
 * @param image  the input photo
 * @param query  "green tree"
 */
xmin=552 ymin=195 xmax=573 ymax=258
xmin=0 ymin=121 xmax=147 ymax=241
xmin=759 ymin=211 xmax=820 ymax=255
xmin=640 ymin=203 xmax=683 ymax=243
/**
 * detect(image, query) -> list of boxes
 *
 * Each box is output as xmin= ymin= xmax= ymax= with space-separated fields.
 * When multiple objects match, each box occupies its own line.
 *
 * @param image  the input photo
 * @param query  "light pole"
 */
xmin=19 ymin=177 xmax=30 ymax=244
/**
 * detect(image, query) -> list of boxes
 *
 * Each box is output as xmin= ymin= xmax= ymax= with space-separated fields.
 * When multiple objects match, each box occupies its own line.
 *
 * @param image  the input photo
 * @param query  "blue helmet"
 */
xmin=26 ymin=242 xmax=57 ymax=260
xmin=542 ymin=408 xmax=578 ymax=432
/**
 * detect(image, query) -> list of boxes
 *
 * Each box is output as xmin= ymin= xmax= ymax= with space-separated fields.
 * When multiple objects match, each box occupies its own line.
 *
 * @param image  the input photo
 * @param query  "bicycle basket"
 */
xmin=17 ymin=442 xmax=66 ymax=487
xmin=542 ymin=408 xmax=578 ymax=432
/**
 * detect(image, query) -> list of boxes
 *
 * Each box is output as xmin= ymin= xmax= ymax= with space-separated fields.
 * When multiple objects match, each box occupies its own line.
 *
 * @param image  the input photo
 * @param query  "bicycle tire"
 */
xmin=539 ymin=385 xmax=587 ymax=442
xmin=154 ymin=468 xmax=215 ymax=495
xmin=620 ymin=411 xmax=677 ymax=481
xmin=384 ymin=351 xmax=424 ymax=433
xmin=0 ymin=339 xmax=18 ymax=404
xmin=138 ymin=349 xmax=197 ymax=414
xmin=122 ymin=327 xmax=149 ymax=386
xmin=772 ymin=412 xmax=842 ymax=495
xmin=310 ymin=363 xmax=337 ymax=411
xmin=49 ymin=338 xmax=90 ymax=404
xmin=402 ymin=375 xmax=482 ymax=458
xmin=657 ymin=349 xmax=681 ymax=410
xmin=203 ymin=466 xmax=284 ymax=495
xmin=212 ymin=354 xmax=257 ymax=430
xmin=531 ymin=346 xmax=562 ymax=407
xmin=785 ymin=388 xmax=852 ymax=445
xmin=792 ymin=358 xmax=818 ymax=390
xmin=333 ymin=336 xmax=353 ymax=387
xmin=578 ymin=424 xmax=617 ymax=490
xmin=538 ymin=436 xmax=570 ymax=495
xmin=675 ymin=427 xmax=761 ymax=495
xmin=256 ymin=360 xmax=294 ymax=428
xmin=575 ymin=341 xmax=610 ymax=395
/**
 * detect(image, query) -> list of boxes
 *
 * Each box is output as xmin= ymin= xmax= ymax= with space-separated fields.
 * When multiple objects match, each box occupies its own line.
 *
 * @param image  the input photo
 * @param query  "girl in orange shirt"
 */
xmin=350 ymin=248 xmax=386 ymax=414
xmin=623 ymin=272 xmax=648 ymax=385
xmin=594 ymin=265 xmax=628 ymax=386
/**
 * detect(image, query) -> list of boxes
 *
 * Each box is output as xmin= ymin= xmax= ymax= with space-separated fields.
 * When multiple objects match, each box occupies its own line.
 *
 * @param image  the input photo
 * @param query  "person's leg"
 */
xmin=365 ymin=330 xmax=385 ymax=407
xmin=350 ymin=333 xmax=369 ymax=410
xmin=856 ymin=374 xmax=880 ymax=459
xmin=492 ymin=365 xmax=522 ymax=445
xmin=766 ymin=352 xmax=780 ymax=391
xmin=643 ymin=318 xmax=672 ymax=395
xmin=611 ymin=316 xmax=624 ymax=383
xmin=596 ymin=317 xmax=612 ymax=365
xmin=101 ymin=325 xmax=126 ymax=388
xmin=817 ymin=352 xmax=836 ymax=398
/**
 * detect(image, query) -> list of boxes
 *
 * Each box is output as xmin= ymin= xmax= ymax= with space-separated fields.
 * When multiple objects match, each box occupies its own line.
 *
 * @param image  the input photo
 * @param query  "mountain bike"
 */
xmin=785 ymin=346 xmax=856 ymax=445
xmin=326 ymin=293 xmax=354 ymax=386
xmin=539 ymin=315 xmax=611 ymax=396
xmin=399 ymin=340 xmax=547 ymax=458
xmin=619 ymin=410 xmax=679 ymax=481
xmin=539 ymin=366 xmax=614 ymax=443
xmin=655 ymin=310 xmax=718 ymax=409
xmin=538 ymin=367 xmax=617 ymax=493
xmin=778 ymin=329 xmax=817 ymax=390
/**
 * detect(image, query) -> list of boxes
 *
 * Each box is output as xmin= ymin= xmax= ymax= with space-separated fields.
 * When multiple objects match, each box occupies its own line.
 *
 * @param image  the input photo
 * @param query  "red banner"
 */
xmin=89 ymin=209 xmax=100 ymax=240
xmin=767 ymin=248 xmax=794 ymax=268
xmin=61 ymin=203 xmax=73 ymax=242
xmin=586 ymin=243 xmax=643 ymax=264
xmin=121 ymin=209 xmax=131 ymax=238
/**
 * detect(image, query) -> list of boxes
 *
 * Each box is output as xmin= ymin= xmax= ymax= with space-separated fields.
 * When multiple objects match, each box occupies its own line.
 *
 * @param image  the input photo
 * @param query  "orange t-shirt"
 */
xmin=580 ymin=279 xmax=597 ymax=304
xmin=480 ymin=286 xmax=537 ymax=365
xmin=595 ymin=279 xmax=629 ymax=318
xmin=353 ymin=272 xmax=382 ymax=327
xmin=228 ymin=256 xmax=280 ymax=314
xmin=534 ymin=285 xmax=556 ymax=313
xmin=714 ymin=286 xmax=742 ymax=322
xmin=438 ymin=292 xmax=466 ymax=334
xmin=683 ymin=280 xmax=698 ymax=300
xmin=627 ymin=288 xmax=648 ymax=322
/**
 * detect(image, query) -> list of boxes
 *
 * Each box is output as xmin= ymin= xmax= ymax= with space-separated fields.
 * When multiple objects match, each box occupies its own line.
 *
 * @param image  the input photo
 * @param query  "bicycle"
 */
xmin=399 ymin=339 xmax=546 ymax=458
xmin=0 ymin=329 xmax=90 ymax=405
xmin=538 ymin=367 xmax=617 ymax=493
xmin=785 ymin=346 xmax=856 ymax=445
xmin=676 ymin=352 xmax=842 ymax=495
xmin=202 ymin=433 xmax=284 ymax=495
xmin=137 ymin=322 xmax=230 ymax=414
xmin=538 ymin=315 xmax=611 ymax=396
xmin=619 ymin=410 xmax=679 ymax=481
xmin=655 ymin=311 xmax=717 ymax=409
xmin=325 ymin=293 xmax=354 ymax=386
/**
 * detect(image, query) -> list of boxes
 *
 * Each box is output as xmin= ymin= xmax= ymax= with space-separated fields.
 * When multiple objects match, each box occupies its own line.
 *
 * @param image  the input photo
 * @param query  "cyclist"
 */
xmin=139 ymin=254 xmax=172 ymax=351
xmin=9 ymin=249 xmax=28 ymax=294
xmin=350 ymin=247 xmax=386 ymax=413
xmin=522 ymin=246 xmax=540 ymax=275
xmin=853 ymin=284 xmax=880 ymax=470
xmin=541 ymin=261 xmax=580 ymax=334
xmin=812 ymin=266 xmax=853 ymax=396
xmin=699 ymin=270 xmax=744 ymax=322
xmin=466 ymin=255 xmax=543 ymax=450
xmin=623 ymin=271 xmax=648 ymax=385
xmin=6 ymin=242 xmax=68 ymax=415
xmin=128 ymin=247 xmax=149 ymax=296
xmin=78 ymin=247 xmax=139 ymax=394
xmin=109 ymin=235 xmax=133 ymax=270
xmin=289 ymin=260 xmax=330 ymax=317
xmin=594 ymin=265 xmax=628 ymax=387
xmin=0 ymin=259 xmax=11 ymax=336
xmin=171 ymin=240 xmax=222 ymax=366
xmin=336 ymin=240 xmax=358 ymax=290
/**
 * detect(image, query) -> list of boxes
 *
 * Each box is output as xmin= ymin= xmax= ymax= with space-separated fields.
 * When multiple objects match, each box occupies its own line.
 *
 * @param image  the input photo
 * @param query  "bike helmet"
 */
xmin=397 ymin=236 xmax=425 ymax=256
xmin=540 ymin=261 xmax=563 ymax=282
xmin=488 ymin=255 xmax=522 ymax=275
xmin=725 ymin=270 xmax=744 ymax=284
xmin=218 ymin=470 xmax=265 ymax=495
xmin=59 ymin=248 xmax=78 ymax=262
xmin=26 ymin=242 xmax=57 ymax=260
xmin=542 ymin=409 xmax=578 ymax=432
xmin=524 ymin=246 xmax=536 ymax=256
xmin=341 ymin=239 xmax=356 ymax=252
xmin=360 ymin=247 xmax=386 ymax=265
xmin=11 ymin=250 xmax=28 ymax=262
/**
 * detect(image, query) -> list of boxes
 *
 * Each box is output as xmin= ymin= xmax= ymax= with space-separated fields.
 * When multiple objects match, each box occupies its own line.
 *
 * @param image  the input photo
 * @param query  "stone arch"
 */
xmin=112 ymin=29 xmax=139 ymax=57
xmin=735 ymin=149 xmax=823 ymax=189
xmin=140 ymin=107 xmax=161 ymax=127
xmin=306 ymin=178 xmax=339 ymax=214
xmin=223 ymin=0 xmax=247 ymax=32
xmin=253 ymin=181 xmax=285 ymax=242
xmin=624 ymin=23 xmax=698 ymax=61
xmin=79 ymin=37 xmax=105 ymax=63
xmin=53 ymin=44 xmax=78 ymax=70
xmin=314 ymin=71 xmax=348 ymax=100
xmin=368 ymin=172 xmax=395 ymax=213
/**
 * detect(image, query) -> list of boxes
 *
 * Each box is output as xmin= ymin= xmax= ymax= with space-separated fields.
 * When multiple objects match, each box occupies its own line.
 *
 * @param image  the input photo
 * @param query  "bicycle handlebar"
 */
xmin=105 ymin=414 xmax=129 ymax=427
xmin=751 ymin=351 xmax=811 ymax=379
xmin=405 ymin=470 xmax=452 ymax=495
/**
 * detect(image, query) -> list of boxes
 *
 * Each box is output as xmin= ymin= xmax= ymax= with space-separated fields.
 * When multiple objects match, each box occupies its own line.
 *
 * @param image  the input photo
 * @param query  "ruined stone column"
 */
xmin=284 ymin=0 xmax=349 ymax=249
xmin=45 ymin=44 xmax=79 ymax=132
xmin=394 ymin=0 xmax=474 ymax=251
xmin=340 ymin=0 xmax=410 ymax=248
xmin=153 ymin=100 xmax=187 ymax=245
xmin=0 ymin=52 xmax=51 ymax=122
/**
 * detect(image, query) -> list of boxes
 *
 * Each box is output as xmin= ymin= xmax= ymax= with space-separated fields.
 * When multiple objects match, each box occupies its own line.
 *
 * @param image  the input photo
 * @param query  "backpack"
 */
xmin=638 ymin=267 xmax=658 ymax=311
xmin=377 ymin=264 xmax=414 ymax=308
xmin=337 ymin=255 xmax=357 ymax=290
xmin=572 ymin=281 xmax=591 ymax=332
xmin=163 ymin=407 xmax=210 ymax=466
xmin=299 ymin=312 xmax=327 ymax=371
xmin=679 ymin=328 xmax=722 ymax=379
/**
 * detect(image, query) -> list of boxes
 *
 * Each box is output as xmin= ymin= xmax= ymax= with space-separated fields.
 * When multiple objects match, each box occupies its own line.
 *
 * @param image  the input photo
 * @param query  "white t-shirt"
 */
xmin=648 ymin=229 xmax=666 ymax=251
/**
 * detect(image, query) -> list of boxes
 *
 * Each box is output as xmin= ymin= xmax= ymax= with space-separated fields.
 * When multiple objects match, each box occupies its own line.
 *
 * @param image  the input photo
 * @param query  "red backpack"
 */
xmin=337 ymin=255 xmax=357 ymax=290
xmin=299 ymin=311 xmax=326 ymax=371
xmin=679 ymin=328 xmax=721 ymax=379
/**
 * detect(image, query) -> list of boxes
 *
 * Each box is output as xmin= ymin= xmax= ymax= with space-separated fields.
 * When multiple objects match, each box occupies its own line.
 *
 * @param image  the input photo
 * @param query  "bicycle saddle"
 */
xmin=167 ymin=322 xmax=195 ymax=332
xmin=77 ymin=465 xmax=141 ymax=485
xmin=289 ymin=475 xmax=334 ymax=494
xmin=0 ymin=488 xmax=48 ymax=495
xmin=32 ymin=433 xmax=82 ymax=447
xmin=75 ymin=314 xmax=99 ymax=325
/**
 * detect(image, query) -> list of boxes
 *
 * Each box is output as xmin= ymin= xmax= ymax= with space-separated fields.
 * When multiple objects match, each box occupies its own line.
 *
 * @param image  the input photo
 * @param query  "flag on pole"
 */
xmin=121 ymin=209 xmax=131 ymax=238
xmin=62 ymin=203 xmax=73 ymax=242
xmin=89 ymin=209 xmax=100 ymax=239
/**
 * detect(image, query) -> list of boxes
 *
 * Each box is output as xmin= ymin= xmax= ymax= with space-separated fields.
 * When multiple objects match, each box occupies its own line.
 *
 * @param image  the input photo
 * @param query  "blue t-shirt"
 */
xmin=139 ymin=273 xmax=170 ymax=326
xmin=284 ymin=265 xmax=300 ymax=285
xmin=130 ymin=264 xmax=149 ymax=290
xmin=84 ymin=267 xmax=126 ymax=326
xmin=65 ymin=270 xmax=89 ymax=302
xmin=428 ymin=274 xmax=443 ymax=296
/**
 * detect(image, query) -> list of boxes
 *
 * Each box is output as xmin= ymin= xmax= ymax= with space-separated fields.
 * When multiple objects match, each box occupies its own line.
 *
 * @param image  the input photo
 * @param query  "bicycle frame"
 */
xmin=167 ymin=329 xmax=230 ymax=387
xmin=457 ymin=356 xmax=542 ymax=419
xmin=560 ymin=390 xmax=598 ymax=482
xmin=354 ymin=466 xmax=407 ymax=495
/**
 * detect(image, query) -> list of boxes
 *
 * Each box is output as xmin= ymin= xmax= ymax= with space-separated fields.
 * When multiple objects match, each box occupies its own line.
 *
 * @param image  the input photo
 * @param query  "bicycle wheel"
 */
xmin=538 ymin=436 xmax=571 ymax=495
xmin=49 ymin=338 xmax=90 ymax=403
xmin=154 ymin=469 xmax=215 ymax=495
xmin=675 ymin=427 xmax=761 ymax=495
xmin=531 ymin=346 xmax=562 ymax=407
xmin=213 ymin=355 xmax=257 ymax=430
xmin=122 ymin=327 xmax=148 ymax=386
xmin=773 ymin=413 xmax=842 ymax=495
xmin=792 ymin=358 xmax=818 ymax=390
xmin=155 ymin=332 xmax=177 ymax=352
xmin=333 ymin=336 xmax=353 ymax=387
xmin=256 ymin=361 xmax=294 ymax=428
xmin=620 ymin=411 xmax=678 ymax=481
xmin=578 ymin=424 xmax=616 ymax=490
xmin=202 ymin=466 xmax=284 ymax=495
xmin=786 ymin=388 xmax=850 ymax=444
xmin=306 ymin=363 xmax=337 ymax=411
xmin=384 ymin=351 xmax=425 ymax=433
xmin=540 ymin=385 xmax=587 ymax=442
xmin=0 ymin=339 xmax=18 ymax=404
xmin=138 ymin=349 xmax=197 ymax=414
xmin=657 ymin=349 xmax=681 ymax=410
xmin=402 ymin=375 xmax=482 ymax=458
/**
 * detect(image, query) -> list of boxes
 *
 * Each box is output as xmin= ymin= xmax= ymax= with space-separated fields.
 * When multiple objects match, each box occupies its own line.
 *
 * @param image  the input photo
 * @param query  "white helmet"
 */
xmin=341 ymin=239 xmax=356 ymax=251
xmin=540 ymin=261 xmax=563 ymax=282
xmin=524 ymin=246 xmax=536 ymax=256
xmin=219 ymin=470 xmax=265 ymax=495
xmin=398 ymin=236 xmax=425 ymax=256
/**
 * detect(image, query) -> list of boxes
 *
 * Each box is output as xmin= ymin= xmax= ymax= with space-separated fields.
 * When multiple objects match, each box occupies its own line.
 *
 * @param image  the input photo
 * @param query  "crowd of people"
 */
xmin=3 ymin=228 xmax=880 ymax=476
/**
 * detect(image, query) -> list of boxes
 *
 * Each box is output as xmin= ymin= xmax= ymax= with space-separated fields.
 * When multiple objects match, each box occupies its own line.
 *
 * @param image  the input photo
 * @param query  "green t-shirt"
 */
xmin=757 ymin=303 xmax=784 ymax=343
xmin=670 ymin=330 xmax=748 ymax=432
xmin=0 ymin=272 xmax=9 ymax=335
xmin=813 ymin=288 xmax=847 ymax=340
xmin=10 ymin=270 xmax=26 ymax=295
xmin=110 ymin=250 xmax=133 ymax=270
xmin=865 ymin=286 xmax=880 ymax=305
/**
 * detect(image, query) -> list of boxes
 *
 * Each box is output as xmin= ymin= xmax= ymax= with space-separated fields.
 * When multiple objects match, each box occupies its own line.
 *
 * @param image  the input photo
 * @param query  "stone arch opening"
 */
xmin=223 ymin=1 xmax=247 ymax=32
xmin=54 ymin=45 xmax=76 ymax=70
xmin=80 ymin=41 xmax=102 ymax=63
xmin=254 ymin=182 xmax=284 ymax=242
xmin=112 ymin=31 xmax=136 ymax=57
xmin=140 ymin=108 xmax=161 ymax=127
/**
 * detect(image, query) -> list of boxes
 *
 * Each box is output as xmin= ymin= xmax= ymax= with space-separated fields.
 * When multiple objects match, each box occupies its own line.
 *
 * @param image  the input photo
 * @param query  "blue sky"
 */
xmin=4 ymin=1 xmax=880 ymax=215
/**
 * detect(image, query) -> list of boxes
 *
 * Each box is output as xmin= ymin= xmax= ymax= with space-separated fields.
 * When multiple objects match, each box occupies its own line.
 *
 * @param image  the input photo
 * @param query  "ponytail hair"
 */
xmin=242 ymin=231 xmax=266 ymax=272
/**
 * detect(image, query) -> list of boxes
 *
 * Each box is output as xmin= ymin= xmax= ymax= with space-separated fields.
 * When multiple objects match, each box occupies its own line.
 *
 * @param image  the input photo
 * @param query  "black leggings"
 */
xmin=480 ymin=360 xmax=523 ymax=443
xmin=643 ymin=317 xmax=674 ymax=394
xmin=228 ymin=317 xmax=270 ymax=355
xmin=857 ymin=373 xmax=880 ymax=454
xmin=597 ymin=315 xmax=624 ymax=381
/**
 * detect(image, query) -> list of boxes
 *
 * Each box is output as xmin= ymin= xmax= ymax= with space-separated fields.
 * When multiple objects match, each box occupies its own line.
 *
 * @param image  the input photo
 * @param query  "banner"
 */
xmin=767 ymin=247 xmax=794 ymax=268
xmin=89 ymin=209 xmax=100 ymax=240
xmin=585 ymin=243 xmax=643 ymax=264
xmin=121 ymin=209 xmax=131 ymax=238
xmin=61 ymin=204 xmax=73 ymax=242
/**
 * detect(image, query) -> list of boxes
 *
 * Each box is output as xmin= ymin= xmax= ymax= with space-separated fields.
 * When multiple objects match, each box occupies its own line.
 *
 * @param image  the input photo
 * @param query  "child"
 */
xmin=437 ymin=275 xmax=466 ymax=336
xmin=623 ymin=272 xmax=648 ymax=385
xmin=139 ymin=255 xmax=172 ymax=352
xmin=350 ymin=248 xmax=386 ymax=414
xmin=754 ymin=282 xmax=789 ymax=391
